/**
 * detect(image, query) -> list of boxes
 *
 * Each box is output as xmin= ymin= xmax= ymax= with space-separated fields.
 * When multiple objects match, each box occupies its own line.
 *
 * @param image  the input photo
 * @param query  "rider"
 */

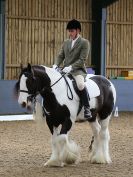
xmin=53 ymin=19 xmax=92 ymax=120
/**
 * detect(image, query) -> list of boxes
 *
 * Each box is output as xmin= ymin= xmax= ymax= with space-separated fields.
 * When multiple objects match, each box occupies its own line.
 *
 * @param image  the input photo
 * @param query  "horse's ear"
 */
xmin=27 ymin=63 xmax=32 ymax=72
xmin=27 ymin=63 xmax=35 ymax=77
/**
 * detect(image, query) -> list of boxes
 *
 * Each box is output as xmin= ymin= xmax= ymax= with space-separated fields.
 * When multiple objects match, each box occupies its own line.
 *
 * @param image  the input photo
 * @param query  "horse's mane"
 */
xmin=32 ymin=65 xmax=46 ymax=78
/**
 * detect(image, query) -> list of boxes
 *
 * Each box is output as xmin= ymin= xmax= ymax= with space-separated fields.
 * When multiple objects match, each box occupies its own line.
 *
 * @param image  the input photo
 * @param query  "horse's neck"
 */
xmin=44 ymin=67 xmax=77 ymax=103
xmin=41 ymin=88 xmax=58 ymax=111
xmin=45 ymin=67 xmax=63 ymax=86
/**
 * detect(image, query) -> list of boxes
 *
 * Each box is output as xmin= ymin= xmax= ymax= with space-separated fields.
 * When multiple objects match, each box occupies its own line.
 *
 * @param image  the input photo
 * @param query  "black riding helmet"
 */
xmin=66 ymin=19 xmax=81 ymax=31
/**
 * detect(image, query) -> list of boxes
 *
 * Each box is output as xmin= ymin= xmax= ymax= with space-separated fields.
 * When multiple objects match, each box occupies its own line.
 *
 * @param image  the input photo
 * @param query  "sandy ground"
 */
xmin=0 ymin=112 xmax=133 ymax=177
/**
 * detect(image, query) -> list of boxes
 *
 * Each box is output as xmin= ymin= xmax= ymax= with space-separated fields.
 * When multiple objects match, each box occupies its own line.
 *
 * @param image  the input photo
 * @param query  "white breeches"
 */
xmin=74 ymin=75 xmax=85 ymax=91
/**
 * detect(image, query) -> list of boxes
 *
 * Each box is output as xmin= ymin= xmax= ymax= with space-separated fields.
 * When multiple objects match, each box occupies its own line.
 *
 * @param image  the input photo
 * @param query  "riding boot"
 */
xmin=80 ymin=87 xmax=92 ymax=120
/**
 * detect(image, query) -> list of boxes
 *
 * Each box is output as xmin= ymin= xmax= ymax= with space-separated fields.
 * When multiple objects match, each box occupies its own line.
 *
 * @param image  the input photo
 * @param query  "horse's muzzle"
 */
xmin=21 ymin=101 xmax=32 ymax=111
xmin=21 ymin=102 xmax=27 ymax=108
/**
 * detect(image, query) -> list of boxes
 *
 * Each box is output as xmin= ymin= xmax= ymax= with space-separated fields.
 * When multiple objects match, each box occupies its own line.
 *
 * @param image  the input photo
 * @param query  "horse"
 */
xmin=14 ymin=63 xmax=116 ymax=167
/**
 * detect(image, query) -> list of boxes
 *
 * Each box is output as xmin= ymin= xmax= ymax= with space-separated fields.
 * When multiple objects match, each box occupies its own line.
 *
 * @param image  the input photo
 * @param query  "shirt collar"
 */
xmin=72 ymin=34 xmax=80 ymax=42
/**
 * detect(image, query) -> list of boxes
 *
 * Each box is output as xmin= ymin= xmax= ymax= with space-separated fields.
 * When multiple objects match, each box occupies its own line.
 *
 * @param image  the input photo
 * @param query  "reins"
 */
xmin=49 ymin=71 xmax=73 ymax=100
xmin=61 ymin=73 xmax=73 ymax=100
xmin=50 ymin=72 xmax=66 ymax=87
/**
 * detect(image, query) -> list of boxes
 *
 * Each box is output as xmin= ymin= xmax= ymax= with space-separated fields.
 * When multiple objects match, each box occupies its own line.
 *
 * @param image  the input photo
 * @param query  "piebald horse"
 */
xmin=15 ymin=63 xmax=116 ymax=167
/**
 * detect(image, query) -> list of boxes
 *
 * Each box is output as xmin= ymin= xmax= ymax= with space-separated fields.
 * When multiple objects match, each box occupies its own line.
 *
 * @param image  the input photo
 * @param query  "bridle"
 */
xmin=19 ymin=71 xmax=73 ymax=103
xmin=19 ymin=89 xmax=37 ymax=104
xmin=19 ymin=90 xmax=29 ymax=93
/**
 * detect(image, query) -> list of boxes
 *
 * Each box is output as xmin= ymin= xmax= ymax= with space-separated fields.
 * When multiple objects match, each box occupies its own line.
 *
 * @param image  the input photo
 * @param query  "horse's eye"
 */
xmin=27 ymin=89 xmax=34 ymax=94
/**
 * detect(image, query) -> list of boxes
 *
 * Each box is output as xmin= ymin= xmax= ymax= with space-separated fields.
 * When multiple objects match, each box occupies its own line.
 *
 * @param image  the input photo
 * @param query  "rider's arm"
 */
xmin=71 ymin=39 xmax=90 ymax=69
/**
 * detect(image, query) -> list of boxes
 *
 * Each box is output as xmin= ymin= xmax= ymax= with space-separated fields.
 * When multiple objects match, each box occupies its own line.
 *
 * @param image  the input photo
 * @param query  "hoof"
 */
xmin=90 ymin=155 xmax=112 ymax=164
xmin=44 ymin=159 xmax=62 ymax=167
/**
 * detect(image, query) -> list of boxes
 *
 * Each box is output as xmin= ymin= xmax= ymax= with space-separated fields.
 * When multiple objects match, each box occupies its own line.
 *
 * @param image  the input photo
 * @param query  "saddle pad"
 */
xmin=85 ymin=75 xmax=100 ymax=99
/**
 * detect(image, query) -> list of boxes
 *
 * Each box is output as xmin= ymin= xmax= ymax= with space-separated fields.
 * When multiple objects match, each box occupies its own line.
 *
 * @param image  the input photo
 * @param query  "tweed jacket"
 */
xmin=55 ymin=36 xmax=90 ymax=77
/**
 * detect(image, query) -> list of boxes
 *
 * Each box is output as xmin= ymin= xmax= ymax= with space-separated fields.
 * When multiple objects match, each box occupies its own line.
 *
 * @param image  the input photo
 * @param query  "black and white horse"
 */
xmin=15 ymin=63 xmax=116 ymax=167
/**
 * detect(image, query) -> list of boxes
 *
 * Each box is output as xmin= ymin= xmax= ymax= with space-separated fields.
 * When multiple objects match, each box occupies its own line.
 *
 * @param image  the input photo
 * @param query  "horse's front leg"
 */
xmin=45 ymin=116 xmax=80 ymax=167
xmin=44 ymin=126 xmax=63 ymax=167
xmin=43 ymin=116 xmax=61 ymax=167
xmin=56 ymin=117 xmax=80 ymax=166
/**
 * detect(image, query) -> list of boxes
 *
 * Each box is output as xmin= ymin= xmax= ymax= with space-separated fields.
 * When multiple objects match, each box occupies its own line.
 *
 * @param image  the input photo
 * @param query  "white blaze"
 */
xmin=18 ymin=75 xmax=29 ymax=105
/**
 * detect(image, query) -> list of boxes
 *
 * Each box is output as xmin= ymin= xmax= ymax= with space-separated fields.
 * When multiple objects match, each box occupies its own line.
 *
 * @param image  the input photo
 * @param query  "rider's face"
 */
xmin=68 ymin=29 xmax=80 ymax=40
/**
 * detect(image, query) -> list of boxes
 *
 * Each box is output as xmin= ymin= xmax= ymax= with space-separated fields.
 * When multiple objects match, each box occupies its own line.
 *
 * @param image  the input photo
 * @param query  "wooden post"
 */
xmin=0 ymin=0 xmax=5 ymax=79
xmin=100 ymin=8 xmax=107 ymax=76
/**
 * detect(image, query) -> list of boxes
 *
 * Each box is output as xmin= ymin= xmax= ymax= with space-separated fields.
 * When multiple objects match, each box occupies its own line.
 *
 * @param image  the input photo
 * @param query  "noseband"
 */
xmin=20 ymin=90 xmax=29 ymax=93
xmin=19 ymin=89 xmax=37 ymax=103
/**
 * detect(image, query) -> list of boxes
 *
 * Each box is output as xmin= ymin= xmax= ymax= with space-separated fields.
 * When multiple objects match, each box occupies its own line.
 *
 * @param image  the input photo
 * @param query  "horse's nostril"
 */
xmin=21 ymin=102 xmax=26 ymax=108
xmin=27 ymin=105 xmax=32 ymax=111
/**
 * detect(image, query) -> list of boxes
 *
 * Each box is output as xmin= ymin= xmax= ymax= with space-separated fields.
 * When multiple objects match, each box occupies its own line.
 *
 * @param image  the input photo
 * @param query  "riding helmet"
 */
xmin=66 ymin=19 xmax=81 ymax=31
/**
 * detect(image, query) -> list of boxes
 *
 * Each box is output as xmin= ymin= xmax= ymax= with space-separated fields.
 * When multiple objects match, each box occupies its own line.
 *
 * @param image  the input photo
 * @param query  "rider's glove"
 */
xmin=53 ymin=64 xmax=61 ymax=72
xmin=62 ymin=65 xmax=72 ymax=73
xmin=53 ymin=64 xmax=58 ymax=70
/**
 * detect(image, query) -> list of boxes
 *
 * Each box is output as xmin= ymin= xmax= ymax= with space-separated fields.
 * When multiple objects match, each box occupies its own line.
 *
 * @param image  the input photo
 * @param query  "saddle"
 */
xmin=67 ymin=74 xmax=100 ymax=99
xmin=85 ymin=75 xmax=100 ymax=99
xmin=66 ymin=74 xmax=100 ymax=115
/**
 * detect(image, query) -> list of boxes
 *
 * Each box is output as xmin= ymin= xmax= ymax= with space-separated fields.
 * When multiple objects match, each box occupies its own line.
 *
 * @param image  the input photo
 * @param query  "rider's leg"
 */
xmin=80 ymin=87 xmax=92 ymax=119
xmin=74 ymin=75 xmax=92 ymax=119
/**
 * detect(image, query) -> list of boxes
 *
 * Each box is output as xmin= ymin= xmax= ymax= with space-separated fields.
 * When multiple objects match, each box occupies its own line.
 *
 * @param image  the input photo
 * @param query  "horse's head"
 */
xmin=14 ymin=63 xmax=51 ymax=110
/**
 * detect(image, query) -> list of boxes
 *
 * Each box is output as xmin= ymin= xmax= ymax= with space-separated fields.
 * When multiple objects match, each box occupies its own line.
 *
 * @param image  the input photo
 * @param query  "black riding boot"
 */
xmin=80 ymin=87 xmax=92 ymax=120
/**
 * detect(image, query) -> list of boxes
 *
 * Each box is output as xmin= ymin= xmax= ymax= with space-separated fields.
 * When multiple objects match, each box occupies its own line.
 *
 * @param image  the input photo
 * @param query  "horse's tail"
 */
xmin=110 ymin=81 xmax=116 ymax=107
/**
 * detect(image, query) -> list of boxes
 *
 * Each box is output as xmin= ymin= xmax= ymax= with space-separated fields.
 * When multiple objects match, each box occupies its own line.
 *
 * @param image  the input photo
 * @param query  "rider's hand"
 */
xmin=62 ymin=65 xmax=72 ymax=73
xmin=53 ymin=64 xmax=61 ymax=72
xmin=53 ymin=64 xmax=58 ymax=70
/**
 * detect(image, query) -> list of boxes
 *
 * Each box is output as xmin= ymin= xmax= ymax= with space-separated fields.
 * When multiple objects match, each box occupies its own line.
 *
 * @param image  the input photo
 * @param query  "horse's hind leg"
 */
xmin=89 ymin=115 xmax=111 ymax=163
xmin=99 ymin=116 xmax=111 ymax=163
xmin=89 ymin=118 xmax=101 ymax=163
